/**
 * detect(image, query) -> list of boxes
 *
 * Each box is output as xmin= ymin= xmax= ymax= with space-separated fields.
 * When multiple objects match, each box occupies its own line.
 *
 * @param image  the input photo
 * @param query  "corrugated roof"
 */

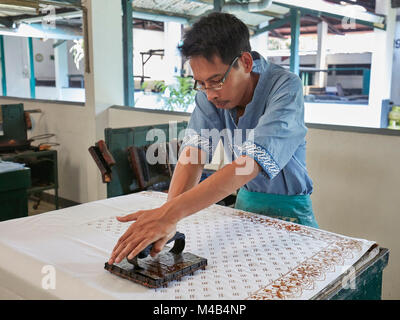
xmin=132 ymin=0 xmax=213 ymax=18
xmin=0 ymin=4 xmax=37 ymax=18
xmin=0 ymin=0 xmax=385 ymax=37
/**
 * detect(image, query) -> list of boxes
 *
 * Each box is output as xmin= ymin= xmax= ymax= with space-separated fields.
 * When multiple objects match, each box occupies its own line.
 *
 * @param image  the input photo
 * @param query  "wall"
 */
xmin=306 ymin=126 xmax=400 ymax=299
xmin=108 ymin=105 xmax=190 ymax=128
xmin=304 ymin=102 xmax=375 ymax=127
xmin=2 ymin=36 xmax=30 ymax=98
xmin=35 ymin=87 xmax=84 ymax=102
xmin=32 ymin=38 xmax=55 ymax=81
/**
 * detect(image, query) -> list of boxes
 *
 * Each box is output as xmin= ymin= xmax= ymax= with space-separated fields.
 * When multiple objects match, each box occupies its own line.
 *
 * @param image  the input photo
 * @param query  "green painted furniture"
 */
xmin=314 ymin=247 xmax=389 ymax=300
xmin=0 ymin=103 xmax=27 ymax=143
xmin=2 ymin=149 xmax=59 ymax=210
xmin=104 ymin=121 xmax=188 ymax=198
xmin=0 ymin=167 xmax=31 ymax=221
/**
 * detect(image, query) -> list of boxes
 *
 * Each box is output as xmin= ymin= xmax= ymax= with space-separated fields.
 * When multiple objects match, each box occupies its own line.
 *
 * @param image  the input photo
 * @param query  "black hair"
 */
xmin=179 ymin=12 xmax=251 ymax=65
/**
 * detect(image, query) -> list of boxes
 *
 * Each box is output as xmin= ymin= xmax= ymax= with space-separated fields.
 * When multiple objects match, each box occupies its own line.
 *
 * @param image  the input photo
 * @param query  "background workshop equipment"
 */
xmin=0 ymin=162 xmax=30 ymax=221
xmin=89 ymin=122 xmax=235 ymax=206
xmin=0 ymin=103 xmax=59 ymax=214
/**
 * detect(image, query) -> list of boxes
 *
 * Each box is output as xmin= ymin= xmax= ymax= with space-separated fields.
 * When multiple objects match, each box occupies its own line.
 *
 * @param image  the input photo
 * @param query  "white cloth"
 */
xmin=0 ymin=191 xmax=376 ymax=300
xmin=0 ymin=161 xmax=25 ymax=173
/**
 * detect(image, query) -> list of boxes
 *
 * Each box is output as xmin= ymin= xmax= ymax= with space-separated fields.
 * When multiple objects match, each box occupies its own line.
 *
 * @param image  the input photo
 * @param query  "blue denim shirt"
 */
xmin=181 ymin=52 xmax=313 ymax=196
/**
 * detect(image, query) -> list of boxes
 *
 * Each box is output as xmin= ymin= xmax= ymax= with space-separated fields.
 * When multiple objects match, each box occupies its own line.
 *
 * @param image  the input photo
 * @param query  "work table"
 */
xmin=0 ymin=191 xmax=388 ymax=300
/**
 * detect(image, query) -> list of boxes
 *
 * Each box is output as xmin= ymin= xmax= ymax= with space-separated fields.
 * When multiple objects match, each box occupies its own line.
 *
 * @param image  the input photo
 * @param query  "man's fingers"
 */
xmin=114 ymin=234 xmax=147 ymax=264
xmin=114 ymin=241 xmax=137 ymax=264
xmin=150 ymin=237 xmax=170 ymax=257
xmin=116 ymin=211 xmax=142 ymax=222
xmin=112 ymin=221 xmax=139 ymax=252
xmin=127 ymin=238 xmax=154 ymax=261
xmin=112 ymin=231 xmax=130 ymax=253
xmin=109 ymin=243 xmax=126 ymax=264
xmin=108 ymin=207 xmax=176 ymax=265
xmin=110 ymin=234 xmax=141 ymax=264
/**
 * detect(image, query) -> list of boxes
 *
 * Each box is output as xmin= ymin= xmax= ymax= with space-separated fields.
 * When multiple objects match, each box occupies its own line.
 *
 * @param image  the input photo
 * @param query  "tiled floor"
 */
xmin=28 ymin=199 xmax=58 ymax=216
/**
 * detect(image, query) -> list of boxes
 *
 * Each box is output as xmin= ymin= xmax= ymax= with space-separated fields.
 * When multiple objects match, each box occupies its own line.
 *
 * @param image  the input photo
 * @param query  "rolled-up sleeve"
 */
xmin=239 ymin=74 xmax=307 ymax=180
xmin=180 ymin=92 xmax=223 ymax=163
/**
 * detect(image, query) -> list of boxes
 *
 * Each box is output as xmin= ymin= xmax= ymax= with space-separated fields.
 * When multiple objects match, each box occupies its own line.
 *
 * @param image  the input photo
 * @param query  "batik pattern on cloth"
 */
xmin=87 ymin=191 xmax=377 ymax=300
xmin=233 ymin=212 xmax=368 ymax=299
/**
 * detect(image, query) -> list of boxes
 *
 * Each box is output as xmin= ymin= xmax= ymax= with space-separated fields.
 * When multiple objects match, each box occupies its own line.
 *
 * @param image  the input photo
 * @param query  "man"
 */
xmin=108 ymin=12 xmax=317 ymax=265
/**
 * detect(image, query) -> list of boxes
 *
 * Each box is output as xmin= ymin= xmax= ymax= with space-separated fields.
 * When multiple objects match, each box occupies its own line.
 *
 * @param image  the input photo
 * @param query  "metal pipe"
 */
xmin=82 ymin=4 xmax=90 ymax=74
xmin=289 ymin=8 xmax=300 ymax=75
xmin=0 ymin=35 xmax=6 ymax=96
xmin=214 ymin=0 xmax=223 ymax=12
xmin=0 ymin=0 xmax=81 ymax=9
xmin=28 ymin=37 xmax=36 ymax=98
xmin=122 ymin=0 xmax=134 ymax=107
xmin=14 ymin=10 xmax=83 ymax=24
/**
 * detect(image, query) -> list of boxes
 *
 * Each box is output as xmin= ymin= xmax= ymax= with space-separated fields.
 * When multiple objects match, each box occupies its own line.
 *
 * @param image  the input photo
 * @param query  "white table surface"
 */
xmin=0 ymin=191 xmax=377 ymax=300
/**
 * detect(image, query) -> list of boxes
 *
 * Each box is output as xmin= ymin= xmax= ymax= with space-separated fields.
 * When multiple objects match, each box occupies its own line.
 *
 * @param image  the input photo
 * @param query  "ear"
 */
xmin=239 ymin=52 xmax=253 ymax=73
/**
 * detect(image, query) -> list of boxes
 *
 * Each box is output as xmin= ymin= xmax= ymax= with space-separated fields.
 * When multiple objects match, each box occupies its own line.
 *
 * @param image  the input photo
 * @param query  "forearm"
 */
xmin=167 ymin=146 xmax=205 ymax=202
xmin=167 ymin=161 xmax=204 ymax=202
xmin=164 ymin=155 xmax=261 ymax=222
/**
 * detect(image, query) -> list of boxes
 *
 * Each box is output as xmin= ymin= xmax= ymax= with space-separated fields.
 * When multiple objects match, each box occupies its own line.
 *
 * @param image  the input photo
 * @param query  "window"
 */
xmin=0 ymin=35 xmax=85 ymax=103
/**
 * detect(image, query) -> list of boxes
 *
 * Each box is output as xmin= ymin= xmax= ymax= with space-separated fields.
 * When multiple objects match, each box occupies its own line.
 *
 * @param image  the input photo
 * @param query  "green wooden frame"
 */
xmin=104 ymin=121 xmax=188 ymax=198
xmin=122 ymin=0 xmax=134 ymax=107
xmin=0 ymin=35 xmax=6 ymax=96
xmin=289 ymin=8 xmax=301 ymax=75
xmin=28 ymin=37 xmax=36 ymax=99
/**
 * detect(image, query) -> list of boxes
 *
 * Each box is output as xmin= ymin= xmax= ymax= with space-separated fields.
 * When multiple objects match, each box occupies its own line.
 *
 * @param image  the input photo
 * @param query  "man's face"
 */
xmin=189 ymin=54 xmax=252 ymax=109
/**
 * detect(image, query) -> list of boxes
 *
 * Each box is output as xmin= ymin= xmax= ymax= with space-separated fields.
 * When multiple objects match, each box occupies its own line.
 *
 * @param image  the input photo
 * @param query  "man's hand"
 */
xmin=108 ymin=146 xmax=204 ymax=266
xmin=108 ymin=204 xmax=178 ymax=265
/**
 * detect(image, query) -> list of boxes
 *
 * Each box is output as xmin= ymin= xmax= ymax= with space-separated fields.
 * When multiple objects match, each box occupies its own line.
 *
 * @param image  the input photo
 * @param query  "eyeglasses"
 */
xmin=193 ymin=55 xmax=240 ymax=92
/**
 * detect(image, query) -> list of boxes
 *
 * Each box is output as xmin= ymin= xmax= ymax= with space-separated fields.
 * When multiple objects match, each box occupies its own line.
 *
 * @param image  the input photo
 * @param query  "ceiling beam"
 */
xmin=269 ymin=29 xmax=286 ymax=38
xmin=0 ymin=0 xmax=39 ymax=9
xmin=0 ymin=6 xmax=37 ymax=15
xmin=0 ymin=0 xmax=81 ymax=9
xmin=301 ymin=15 xmax=346 ymax=35
xmin=273 ymin=0 xmax=386 ymax=30
xmin=12 ymin=8 xmax=82 ymax=25
xmin=254 ymin=14 xmax=290 ymax=35
xmin=132 ymin=7 xmax=190 ymax=24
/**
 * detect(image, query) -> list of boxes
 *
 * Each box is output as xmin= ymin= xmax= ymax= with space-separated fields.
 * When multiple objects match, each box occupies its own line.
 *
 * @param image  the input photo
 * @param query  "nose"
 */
xmin=205 ymin=88 xmax=219 ymax=102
